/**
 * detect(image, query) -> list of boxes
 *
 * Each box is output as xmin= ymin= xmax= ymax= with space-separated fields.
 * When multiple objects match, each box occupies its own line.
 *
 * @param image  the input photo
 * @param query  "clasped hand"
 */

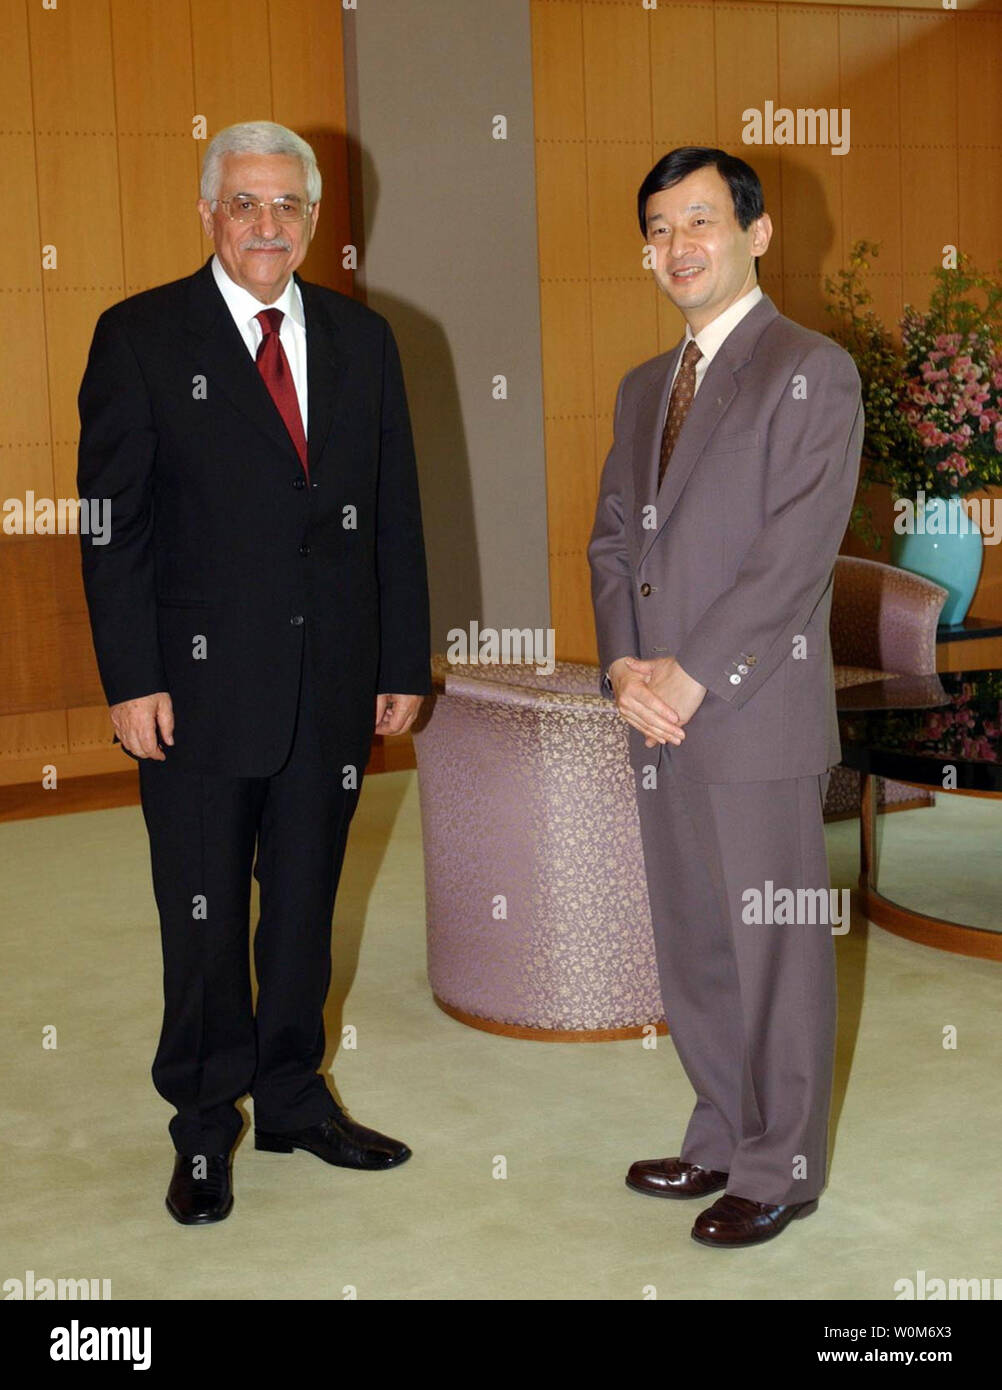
xmin=608 ymin=655 xmax=707 ymax=748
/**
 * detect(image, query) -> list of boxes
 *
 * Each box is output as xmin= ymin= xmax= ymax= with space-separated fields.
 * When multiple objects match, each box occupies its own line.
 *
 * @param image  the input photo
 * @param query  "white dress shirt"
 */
xmin=211 ymin=253 xmax=309 ymax=437
xmin=664 ymin=283 xmax=763 ymax=419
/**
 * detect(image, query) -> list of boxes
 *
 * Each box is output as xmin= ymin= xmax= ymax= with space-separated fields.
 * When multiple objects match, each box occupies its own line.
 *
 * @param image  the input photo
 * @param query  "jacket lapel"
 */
xmin=297 ymin=274 xmax=351 ymax=475
xmin=637 ymin=294 xmax=778 ymax=564
xmin=184 ymin=258 xmax=298 ymax=464
xmin=183 ymin=258 xmax=350 ymax=476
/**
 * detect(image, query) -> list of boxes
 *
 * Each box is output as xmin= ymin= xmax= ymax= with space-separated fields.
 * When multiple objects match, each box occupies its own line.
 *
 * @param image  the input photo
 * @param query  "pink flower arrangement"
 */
xmin=899 ymin=315 xmax=1002 ymax=494
xmin=825 ymin=242 xmax=1002 ymax=510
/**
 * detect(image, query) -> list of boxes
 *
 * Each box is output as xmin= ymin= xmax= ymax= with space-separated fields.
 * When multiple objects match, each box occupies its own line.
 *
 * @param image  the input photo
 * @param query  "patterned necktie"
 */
xmin=254 ymin=308 xmax=308 ymax=478
xmin=657 ymin=339 xmax=702 ymax=489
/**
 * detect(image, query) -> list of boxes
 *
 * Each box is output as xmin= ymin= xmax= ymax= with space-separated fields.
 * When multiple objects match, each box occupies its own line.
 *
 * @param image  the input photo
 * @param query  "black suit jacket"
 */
xmin=77 ymin=256 xmax=431 ymax=778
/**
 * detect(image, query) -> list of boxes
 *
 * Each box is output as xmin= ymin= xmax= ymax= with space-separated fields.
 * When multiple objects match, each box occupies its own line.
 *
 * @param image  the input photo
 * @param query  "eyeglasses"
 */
xmin=214 ymin=196 xmax=316 ymax=223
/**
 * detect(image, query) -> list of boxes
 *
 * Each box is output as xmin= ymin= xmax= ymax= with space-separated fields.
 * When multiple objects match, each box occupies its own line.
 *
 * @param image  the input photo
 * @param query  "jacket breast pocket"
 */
xmin=156 ymin=596 xmax=211 ymax=610
xmin=702 ymin=428 xmax=759 ymax=457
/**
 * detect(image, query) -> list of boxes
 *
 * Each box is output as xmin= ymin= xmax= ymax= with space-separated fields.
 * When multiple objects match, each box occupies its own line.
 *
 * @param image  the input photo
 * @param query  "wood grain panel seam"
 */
xmin=951 ymin=0 xmax=960 ymax=244
xmin=536 ymin=137 xmax=650 ymax=144
xmin=530 ymin=1 xmax=1002 ymax=11
xmin=560 ymin=271 xmax=912 ymax=284
xmin=541 ymin=274 xmax=649 ymax=282
xmin=22 ymin=0 xmax=56 ymax=522
xmin=1 ymin=746 xmax=71 ymax=758
xmin=895 ymin=10 xmax=905 ymax=291
xmin=105 ymin=0 xmax=128 ymax=303
xmin=24 ymin=130 xmax=196 ymax=138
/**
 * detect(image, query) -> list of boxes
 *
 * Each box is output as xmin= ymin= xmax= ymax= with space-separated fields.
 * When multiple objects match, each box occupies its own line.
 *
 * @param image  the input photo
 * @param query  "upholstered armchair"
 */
xmin=412 ymin=557 xmax=947 ymax=1038
xmin=826 ymin=556 xmax=947 ymax=816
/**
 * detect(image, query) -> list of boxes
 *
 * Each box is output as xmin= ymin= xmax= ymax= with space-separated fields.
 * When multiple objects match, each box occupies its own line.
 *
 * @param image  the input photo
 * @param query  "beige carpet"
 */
xmin=1 ymin=771 xmax=999 ymax=1300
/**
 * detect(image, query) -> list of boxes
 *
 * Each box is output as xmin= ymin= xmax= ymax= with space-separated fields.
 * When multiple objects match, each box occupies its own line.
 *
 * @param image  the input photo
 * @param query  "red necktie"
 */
xmin=254 ymin=308 xmax=308 ymax=478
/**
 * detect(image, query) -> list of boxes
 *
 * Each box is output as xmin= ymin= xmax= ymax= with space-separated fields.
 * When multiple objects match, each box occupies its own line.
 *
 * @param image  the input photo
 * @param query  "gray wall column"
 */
xmin=343 ymin=0 xmax=550 ymax=650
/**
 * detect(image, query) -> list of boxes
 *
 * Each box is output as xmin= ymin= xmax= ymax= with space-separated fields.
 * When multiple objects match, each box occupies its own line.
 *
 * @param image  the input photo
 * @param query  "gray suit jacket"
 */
xmin=588 ymin=293 xmax=864 ymax=783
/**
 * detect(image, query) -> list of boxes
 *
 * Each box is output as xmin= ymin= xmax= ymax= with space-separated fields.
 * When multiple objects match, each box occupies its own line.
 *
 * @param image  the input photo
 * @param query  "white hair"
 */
xmin=200 ymin=121 xmax=322 ymax=204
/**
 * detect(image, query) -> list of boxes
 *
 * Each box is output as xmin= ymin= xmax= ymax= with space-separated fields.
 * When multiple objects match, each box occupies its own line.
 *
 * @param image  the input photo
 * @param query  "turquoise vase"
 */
xmin=891 ymin=495 xmax=984 ymax=627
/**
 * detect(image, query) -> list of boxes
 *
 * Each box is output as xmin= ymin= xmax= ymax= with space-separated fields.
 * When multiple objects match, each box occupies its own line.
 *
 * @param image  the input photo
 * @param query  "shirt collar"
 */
xmin=683 ymin=283 xmax=763 ymax=365
xmin=211 ymin=253 xmax=305 ymax=332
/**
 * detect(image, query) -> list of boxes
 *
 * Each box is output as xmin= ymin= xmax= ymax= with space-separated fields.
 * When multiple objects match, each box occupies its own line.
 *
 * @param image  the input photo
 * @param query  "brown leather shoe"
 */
xmin=691 ymin=1193 xmax=819 ymax=1247
xmin=626 ymin=1156 xmax=729 ymax=1199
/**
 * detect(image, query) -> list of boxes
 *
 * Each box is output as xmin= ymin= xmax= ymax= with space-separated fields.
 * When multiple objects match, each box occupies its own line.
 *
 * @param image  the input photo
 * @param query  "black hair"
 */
xmin=637 ymin=146 xmax=765 ymax=236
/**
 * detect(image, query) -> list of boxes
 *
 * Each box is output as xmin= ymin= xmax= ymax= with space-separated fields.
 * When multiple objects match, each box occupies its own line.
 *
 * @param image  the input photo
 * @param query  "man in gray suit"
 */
xmin=588 ymin=148 xmax=863 ymax=1248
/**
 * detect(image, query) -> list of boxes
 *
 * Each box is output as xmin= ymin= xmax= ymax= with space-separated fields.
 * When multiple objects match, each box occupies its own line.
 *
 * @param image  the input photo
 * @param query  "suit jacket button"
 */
xmin=729 ymin=673 xmax=741 ymax=684
xmin=293 ymin=477 xmax=306 ymax=489
xmin=299 ymin=543 xmax=310 ymax=555
xmin=640 ymin=582 xmax=652 ymax=596
xmin=737 ymin=663 xmax=749 ymax=674
xmin=290 ymin=615 xmax=304 ymax=626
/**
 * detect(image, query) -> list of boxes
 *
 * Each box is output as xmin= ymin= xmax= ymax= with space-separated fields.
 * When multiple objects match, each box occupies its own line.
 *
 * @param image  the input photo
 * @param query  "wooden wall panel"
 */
xmin=534 ymin=140 xmax=591 ymax=280
xmin=650 ymin=7 xmax=718 ymax=146
xmin=531 ymin=0 xmax=1002 ymax=661
xmin=117 ymin=138 xmax=205 ymax=292
xmin=531 ymin=0 xmax=587 ymax=140
xmin=0 ymin=311 xmax=50 ymax=452
xmin=539 ymin=281 xmax=594 ymax=418
xmin=0 ymin=0 xmax=32 ymax=128
xmin=714 ymin=5 xmax=780 ymax=146
xmin=959 ymin=144 xmax=1002 ymax=275
xmin=0 ymin=711 xmax=69 ymax=764
xmin=111 ymin=0 xmax=196 ymax=132
xmin=592 ymin=279 xmax=658 ymax=433
xmin=838 ymin=9 xmax=900 ymax=143
xmin=1 ymin=0 xmax=354 ymax=789
xmin=955 ymin=14 xmax=1002 ymax=265
xmin=35 ymin=135 xmax=123 ymax=290
xmin=269 ymin=0 xmax=354 ymax=294
xmin=587 ymin=142 xmax=649 ymax=281
xmin=581 ymin=4 xmax=651 ymax=140
xmin=27 ymin=0 xmax=117 ymax=129
xmin=546 ymin=417 xmax=597 ymax=542
xmin=1 ymin=134 xmax=44 ymax=287
xmin=655 ymin=291 xmax=687 ymax=356
xmin=189 ymin=1 xmax=274 ymax=139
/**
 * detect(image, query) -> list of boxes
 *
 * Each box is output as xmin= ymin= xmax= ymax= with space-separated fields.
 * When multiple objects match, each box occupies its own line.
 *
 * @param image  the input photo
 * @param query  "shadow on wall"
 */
xmin=759 ymin=153 xmax=836 ymax=327
xmin=345 ymin=132 xmax=482 ymax=656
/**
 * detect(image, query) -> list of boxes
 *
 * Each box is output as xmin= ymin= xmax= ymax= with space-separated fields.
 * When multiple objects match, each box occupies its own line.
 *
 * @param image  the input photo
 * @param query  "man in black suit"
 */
xmin=77 ymin=120 xmax=431 ymax=1224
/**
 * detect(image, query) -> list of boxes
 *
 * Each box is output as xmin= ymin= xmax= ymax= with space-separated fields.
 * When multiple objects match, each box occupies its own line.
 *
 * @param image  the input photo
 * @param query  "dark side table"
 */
xmin=837 ymin=670 xmax=1002 ymax=960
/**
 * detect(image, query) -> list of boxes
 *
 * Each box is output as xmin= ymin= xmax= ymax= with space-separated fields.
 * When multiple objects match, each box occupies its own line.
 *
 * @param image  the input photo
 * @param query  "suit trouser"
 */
xmin=137 ymin=656 xmax=362 ymax=1156
xmin=633 ymin=754 xmax=835 ymax=1205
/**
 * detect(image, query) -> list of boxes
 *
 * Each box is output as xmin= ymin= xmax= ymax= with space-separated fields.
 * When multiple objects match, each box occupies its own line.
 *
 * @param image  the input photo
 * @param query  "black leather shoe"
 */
xmin=165 ymin=1152 xmax=233 ymax=1225
xmin=255 ymin=1105 xmax=411 ymax=1170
